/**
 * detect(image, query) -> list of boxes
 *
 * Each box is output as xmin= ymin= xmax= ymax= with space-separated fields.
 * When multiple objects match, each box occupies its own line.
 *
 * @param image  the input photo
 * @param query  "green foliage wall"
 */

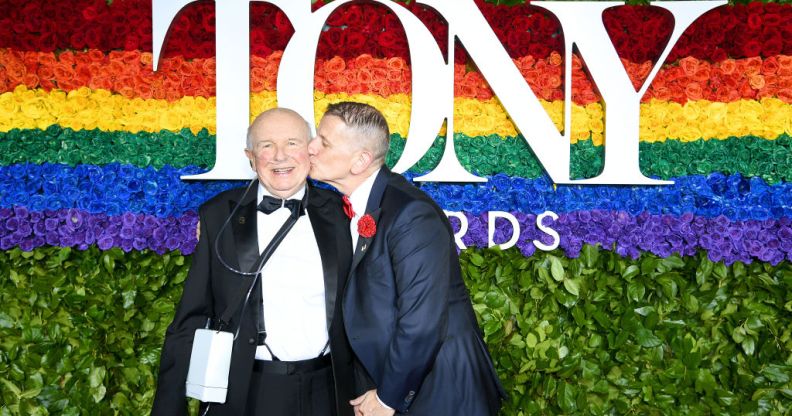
xmin=463 ymin=248 xmax=792 ymax=415
xmin=1 ymin=246 xmax=791 ymax=415
xmin=0 ymin=248 xmax=187 ymax=415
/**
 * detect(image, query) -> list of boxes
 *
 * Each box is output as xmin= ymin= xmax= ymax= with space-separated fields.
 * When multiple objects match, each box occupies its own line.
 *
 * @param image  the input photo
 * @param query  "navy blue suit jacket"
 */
xmin=343 ymin=168 xmax=505 ymax=415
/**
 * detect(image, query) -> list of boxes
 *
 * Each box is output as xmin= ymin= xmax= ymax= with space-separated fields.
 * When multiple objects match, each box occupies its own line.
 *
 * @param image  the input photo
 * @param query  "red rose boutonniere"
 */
xmin=357 ymin=214 xmax=376 ymax=238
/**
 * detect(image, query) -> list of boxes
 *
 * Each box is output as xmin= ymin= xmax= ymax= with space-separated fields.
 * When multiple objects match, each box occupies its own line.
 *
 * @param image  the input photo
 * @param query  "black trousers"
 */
xmin=244 ymin=356 xmax=336 ymax=416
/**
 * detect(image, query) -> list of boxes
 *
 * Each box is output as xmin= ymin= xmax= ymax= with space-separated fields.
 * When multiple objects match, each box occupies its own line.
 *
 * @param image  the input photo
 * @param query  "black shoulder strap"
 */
xmin=217 ymin=214 xmax=299 ymax=331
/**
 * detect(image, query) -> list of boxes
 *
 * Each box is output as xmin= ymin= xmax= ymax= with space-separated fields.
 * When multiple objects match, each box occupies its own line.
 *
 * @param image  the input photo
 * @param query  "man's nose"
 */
xmin=273 ymin=145 xmax=287 ymax=161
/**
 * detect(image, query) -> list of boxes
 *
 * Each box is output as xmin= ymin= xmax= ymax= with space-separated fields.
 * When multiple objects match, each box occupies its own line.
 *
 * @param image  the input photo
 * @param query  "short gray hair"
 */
xmin=324 ymin=102 xmax=390 ymax=162
xmin=247 ymin=108 xmax=311 ymax=149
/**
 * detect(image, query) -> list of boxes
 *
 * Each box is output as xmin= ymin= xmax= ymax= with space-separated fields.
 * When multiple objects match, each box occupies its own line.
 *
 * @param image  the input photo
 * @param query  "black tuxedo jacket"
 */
xmin=151 ymin=183 xmax=355 ymax=416
xmin=343 ymin=168 xmax=506 ymax=415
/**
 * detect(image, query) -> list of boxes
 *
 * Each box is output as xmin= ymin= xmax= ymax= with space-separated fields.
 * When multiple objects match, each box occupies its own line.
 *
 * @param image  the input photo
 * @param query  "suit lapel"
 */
xmin=230 ymin=182 xmax=260 ymax=274
xmin=350 ymin=208 xmax=381 ymax=272
xmin=307 ymin=187 xmax=347 ymax=331
xmin=350 ymin=168 xmax=391 ymax=272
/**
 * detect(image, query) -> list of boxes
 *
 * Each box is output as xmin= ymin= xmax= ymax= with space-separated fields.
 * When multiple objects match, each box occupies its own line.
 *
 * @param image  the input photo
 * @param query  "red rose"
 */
xmin=342 ymin=31 xmax=367 ymax=53
xmin=357 ymin=215 xmax=376 ymax=239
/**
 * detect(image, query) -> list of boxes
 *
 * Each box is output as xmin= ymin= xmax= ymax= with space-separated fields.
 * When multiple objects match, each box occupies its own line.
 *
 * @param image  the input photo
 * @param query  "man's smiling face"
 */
xmin=245 ymin=110 xmax=311 ymax=198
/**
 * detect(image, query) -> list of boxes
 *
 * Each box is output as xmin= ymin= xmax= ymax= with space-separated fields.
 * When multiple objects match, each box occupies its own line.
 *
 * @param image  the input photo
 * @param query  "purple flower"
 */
xmin=13 ymin=206 xmax=29 ymax=218
xmin=120 ymin=227 xmax=134 ymax=240
xmin=121 ymin=212 xmax=137 ymax=228
xmin=97 ymin=236 xmax=114 ymax=250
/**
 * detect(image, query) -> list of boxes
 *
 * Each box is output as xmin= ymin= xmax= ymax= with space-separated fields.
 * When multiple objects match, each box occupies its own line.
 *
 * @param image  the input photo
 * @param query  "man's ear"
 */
xmin=244 ymin=148 xmax=255 ymax=169
xmin=350 ymin=150 xmax=374 ymax=175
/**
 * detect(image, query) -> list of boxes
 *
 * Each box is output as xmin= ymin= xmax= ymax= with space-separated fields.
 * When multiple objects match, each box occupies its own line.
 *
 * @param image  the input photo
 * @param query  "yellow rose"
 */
xmin=20 ymin=97 xmax=48 ymax=120
xmin=681 ymin=100 xmax=702 ymax=122
xmin=588 ymin=117 xmax=604 ymax=134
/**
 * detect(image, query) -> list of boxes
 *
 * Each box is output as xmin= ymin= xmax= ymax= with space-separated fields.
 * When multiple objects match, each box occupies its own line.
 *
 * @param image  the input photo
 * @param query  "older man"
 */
xmin=308 ymin=102 xmax=505 ymax=416
xmin=152 ymin=108 xmax=355 ymax=416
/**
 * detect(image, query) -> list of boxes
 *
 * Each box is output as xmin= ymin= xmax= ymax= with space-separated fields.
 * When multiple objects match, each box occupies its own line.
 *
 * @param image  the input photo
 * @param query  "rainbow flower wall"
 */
xmin=0 ymin=0 xmax=791 ymax=414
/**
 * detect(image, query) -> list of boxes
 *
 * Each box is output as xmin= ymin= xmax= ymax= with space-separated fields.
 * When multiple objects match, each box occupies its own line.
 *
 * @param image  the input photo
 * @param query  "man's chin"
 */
xmin=308 ymin=169 xmax=327 ymax=182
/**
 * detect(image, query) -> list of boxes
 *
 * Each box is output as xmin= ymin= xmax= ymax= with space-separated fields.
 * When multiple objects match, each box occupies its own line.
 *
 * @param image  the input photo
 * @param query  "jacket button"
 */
xmin=408 ymin=391 xmax=415 ymax=396
xmin=248 ymin=338 xmax=256 ymax=345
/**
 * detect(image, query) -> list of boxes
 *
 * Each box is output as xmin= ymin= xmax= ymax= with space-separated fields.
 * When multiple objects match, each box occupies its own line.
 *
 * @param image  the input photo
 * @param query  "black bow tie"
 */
xmin=257 ymin=195 xmax=305 ymax=218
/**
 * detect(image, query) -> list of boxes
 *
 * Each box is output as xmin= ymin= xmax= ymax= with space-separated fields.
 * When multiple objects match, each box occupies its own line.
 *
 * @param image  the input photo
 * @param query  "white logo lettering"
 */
xmin=152 ymin=1 xmax=724 ymax=184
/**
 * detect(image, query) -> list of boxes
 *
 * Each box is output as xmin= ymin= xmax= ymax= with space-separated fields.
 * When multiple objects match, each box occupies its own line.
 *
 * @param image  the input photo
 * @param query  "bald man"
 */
xmin=152 ymin=108 xmax=355 ymax=416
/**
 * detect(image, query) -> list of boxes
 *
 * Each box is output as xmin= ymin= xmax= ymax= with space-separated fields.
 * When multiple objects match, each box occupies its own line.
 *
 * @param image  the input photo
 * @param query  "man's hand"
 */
xmin=350 ymin=389 xmax=395 ymax=416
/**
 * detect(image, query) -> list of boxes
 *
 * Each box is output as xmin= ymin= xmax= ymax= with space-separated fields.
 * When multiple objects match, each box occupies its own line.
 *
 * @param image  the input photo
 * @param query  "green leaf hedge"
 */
xmin=1 ymin=246 xmax=790 ymax=414
xmin=463 ymin=247 xmax=792 ymax=415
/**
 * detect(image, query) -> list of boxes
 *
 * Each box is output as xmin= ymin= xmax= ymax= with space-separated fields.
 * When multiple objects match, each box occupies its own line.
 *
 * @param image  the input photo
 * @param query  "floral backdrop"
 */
xmin=0 ymin=0 xmax=791 ymax=414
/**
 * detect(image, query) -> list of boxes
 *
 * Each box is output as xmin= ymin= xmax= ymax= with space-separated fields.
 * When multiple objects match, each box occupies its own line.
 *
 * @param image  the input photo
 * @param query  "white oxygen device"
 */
xmin=185 ymin=329 xmax=234 ymax=403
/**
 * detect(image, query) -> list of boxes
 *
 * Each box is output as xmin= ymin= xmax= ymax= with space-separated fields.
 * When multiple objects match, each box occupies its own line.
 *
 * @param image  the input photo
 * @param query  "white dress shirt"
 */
xmin=348 ymin=169 xmax=381 ymax=249
xmin=346 ymin=169 xmax=393 ymax=410
xmin=254 ymin=184 xmax=328 ymax=361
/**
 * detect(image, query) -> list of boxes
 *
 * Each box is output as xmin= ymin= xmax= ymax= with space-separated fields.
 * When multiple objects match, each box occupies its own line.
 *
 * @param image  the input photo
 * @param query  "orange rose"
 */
xmin=761 ymin=57 xmax=779 ymax=75
xmin=107 ymin=60 xmax=124 ymax=76
xmin=251 ymin=67 xmax=267 ymax=92
xmin=251 ymin=55 xmax=267 ymax=68
xmin=179 ymin=62 xmax=196 ymax=77
xmin=75 ymin=52 xmax=92 ymax=66
xmin=205 ymin=75 xmax=216 ymax=95
xmin=454 ymin=64 xmax=465 ymax=79
xmin=777 ymin=88 xmax=792 ymax=102
xmin=477 ymin=86 xmax=494 ymax=100
xmin=456 ymin=83 xmax=476 ymax=98
xmin=324 ymin=56 xmax=345 ymax=74
xmin=165 ymin=87 xmax=182 ymax=102
xmin=58 ymin=51 xmax=75 ymax=66
xmin=118 ymin=85 xmax=135 ymax=99
xmin=777 ymin=56 xmax=792 ymax=76
xmin=371 ymin=78 xmax=391 ymax=97
xmin=371 ymin=67 xmax=387 ymax=81
xmin=748 ymin=74 xmax=765 ymax=90
xmin=757 ymin=86 xmax=777 ymax=99
xmin=548 ymin=51 xmax=562 ymax=67
xmin=637 ymin=60 xmax=652 ymax=82
xmin=122 ymin=50 xmax=142 ymax=66
xmin=356 ymin=68 xmax=373 ymax=88
xmin=201 ymin=57 xmax=216 ymax=75
xmin=331 ymin=74 xmax=349 ymax=90
xmin=88 ymin=49 xmax=105 ymax=62
xmin=651 ymin=86 xmax=672 ymax=101
xmin=52 ymin=63 xmax=74 ymax=83
xmin=693 ymin=67 xmax=711 ymax=83
xmin=738 ymin=81 xmax=755 ymax=99
xmin=22 ymin=51 xmax=38 ymax=68
xmin=387 ymin=69 xmax=402 ymax=81
xmin=140 ymin=52 xmax=153 ymax=67
xmin=75 ymin=65 xmax=92 ymax=86
xmin=37 ymin=53 xmax=57 ymax=66
xmin=683 ymin=82 xmax=703 ymax=101
xmin=385 ymin=57 xmax=406 ymax=71
xmin=4 ymin=60 xmax=26 ymax=83
xmin=134 ymin=75 xmax=153 ymax=99
xmin=89 ymin=75 xmax=113 ymax=91
xmin=37 ymin=63 xmax=55 ymax=82
xmin=538 ymin=73 xmax=561 ymax=90
xmin=679 ymin=56 xmax=698 ymax=76
xmin=743 ymin=57 xmax=762 ymax=75
xmin=354 ymin=54 xmax=374 ymax=69
xmin=22 ymin=73 xmax=39 ymax=89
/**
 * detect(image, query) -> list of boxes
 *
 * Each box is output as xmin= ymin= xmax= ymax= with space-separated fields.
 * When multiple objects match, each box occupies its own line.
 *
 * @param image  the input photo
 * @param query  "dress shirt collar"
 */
xmin=257 ymin=182 xmax=307 ymax=206
xmin=348 ymin=168 xmax=380 ymax=217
